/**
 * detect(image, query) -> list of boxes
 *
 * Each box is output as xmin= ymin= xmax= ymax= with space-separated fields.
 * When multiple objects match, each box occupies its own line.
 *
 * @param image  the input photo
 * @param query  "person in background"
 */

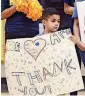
xmin=72 ymin=0 xmax=85 ymax=90
xmin=64 ymin=0 xmax=74 ymax=33
xmin=72 ymin=0 xmax=85 ymax=67
xmin=1 ymin=0 xmax=43 ymax=40
xmin=64 ymin=1 xmax=78 ymax=95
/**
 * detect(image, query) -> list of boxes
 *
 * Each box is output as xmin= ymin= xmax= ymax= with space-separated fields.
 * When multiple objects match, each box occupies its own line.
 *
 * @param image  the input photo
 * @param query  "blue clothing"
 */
xmin=72 ymin=6 xmax=78 ymax=18
xmin=72 ymin=1 xmax=85 ymax=66
xmin=64 ymin=0 xmax=74 ymax=7
xmin=76 ymin=0 xmax=85 ymax=1
xmin=1 ymin=0 xmax=42 ymax=38
xmin=72 ymin=0 xmax=85 ymax=18
xmin=64 ymin=0 xmax=75 ymax=34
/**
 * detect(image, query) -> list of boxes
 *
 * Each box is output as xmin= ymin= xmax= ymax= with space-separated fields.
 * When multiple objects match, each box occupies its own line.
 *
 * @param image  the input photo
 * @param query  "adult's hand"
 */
xmin=1 ymin=5 xmax=16 ymax=20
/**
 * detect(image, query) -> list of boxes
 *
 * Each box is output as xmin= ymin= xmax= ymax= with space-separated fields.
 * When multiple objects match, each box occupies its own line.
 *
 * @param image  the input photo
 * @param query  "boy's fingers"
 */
xmin=4 ymin=45 xmax=7 ymax=53
xmin=69 ymin=36 xmax=77 ymax=44
xmin=69 ymin=36 xmax=74 ymax=41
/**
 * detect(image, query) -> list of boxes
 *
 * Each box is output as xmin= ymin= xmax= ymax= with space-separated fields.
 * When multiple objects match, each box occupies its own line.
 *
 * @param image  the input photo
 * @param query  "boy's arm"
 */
xmin=1 ymin=5 xmax=16 ymax=20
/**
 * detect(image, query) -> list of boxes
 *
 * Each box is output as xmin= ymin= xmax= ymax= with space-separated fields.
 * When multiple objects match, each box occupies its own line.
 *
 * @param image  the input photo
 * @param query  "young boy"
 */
xmin=41 ymin=7 xmax=60 ymax=34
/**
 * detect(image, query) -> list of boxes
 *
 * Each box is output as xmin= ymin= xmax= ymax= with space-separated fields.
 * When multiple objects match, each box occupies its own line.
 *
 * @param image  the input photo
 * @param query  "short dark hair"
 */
xmin=42 ymin=7 xmax=60 ymax=20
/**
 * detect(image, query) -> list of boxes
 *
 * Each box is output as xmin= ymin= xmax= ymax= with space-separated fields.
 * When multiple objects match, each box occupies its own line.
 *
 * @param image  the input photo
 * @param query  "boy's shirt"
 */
xmin=39 ymin=23 xmax=44 ymax=35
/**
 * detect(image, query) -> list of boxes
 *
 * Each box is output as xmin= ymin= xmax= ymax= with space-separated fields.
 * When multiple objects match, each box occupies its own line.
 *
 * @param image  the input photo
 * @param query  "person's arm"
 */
xmin=64 ymin=3 xmax=74 ymax=15
xmin=77 ymin=42 xmax=85 ymax=51
xmin=1 ymin=5 xmax=16 ymax=20
xmin=73 ymin=18 xmax=80 ymax=41
xmin=70 ymin=35 xmax=85 ymax=51
xmin=73 ymin=7 xmax=85 ymax=51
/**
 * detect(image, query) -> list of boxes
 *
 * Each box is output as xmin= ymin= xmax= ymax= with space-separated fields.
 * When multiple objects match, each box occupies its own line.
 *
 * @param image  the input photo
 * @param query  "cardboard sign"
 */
xmin=5 ymin=29 xmax=84 ymax=96
xmin=77 ymin=1 xmax=85 ymax=42
xmin=1 ymin=20 xmax=5 ymax=64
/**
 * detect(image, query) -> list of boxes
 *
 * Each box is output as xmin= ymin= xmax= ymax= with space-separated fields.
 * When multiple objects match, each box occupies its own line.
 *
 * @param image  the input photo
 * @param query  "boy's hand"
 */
xmin=4 ymin=45 xmax=7 ymax=53
xmin=70 ymin=35 xmax=80 ymax=44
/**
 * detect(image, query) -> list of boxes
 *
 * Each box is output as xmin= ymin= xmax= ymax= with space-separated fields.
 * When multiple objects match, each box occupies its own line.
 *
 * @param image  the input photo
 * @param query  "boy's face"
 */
xmin=42 ymin=14 xmax=60 ymax=33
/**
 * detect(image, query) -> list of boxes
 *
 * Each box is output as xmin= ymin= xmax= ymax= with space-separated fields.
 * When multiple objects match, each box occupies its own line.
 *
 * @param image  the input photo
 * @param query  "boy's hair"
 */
xmin=42 ymin=7 xmax=60 ymax=20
